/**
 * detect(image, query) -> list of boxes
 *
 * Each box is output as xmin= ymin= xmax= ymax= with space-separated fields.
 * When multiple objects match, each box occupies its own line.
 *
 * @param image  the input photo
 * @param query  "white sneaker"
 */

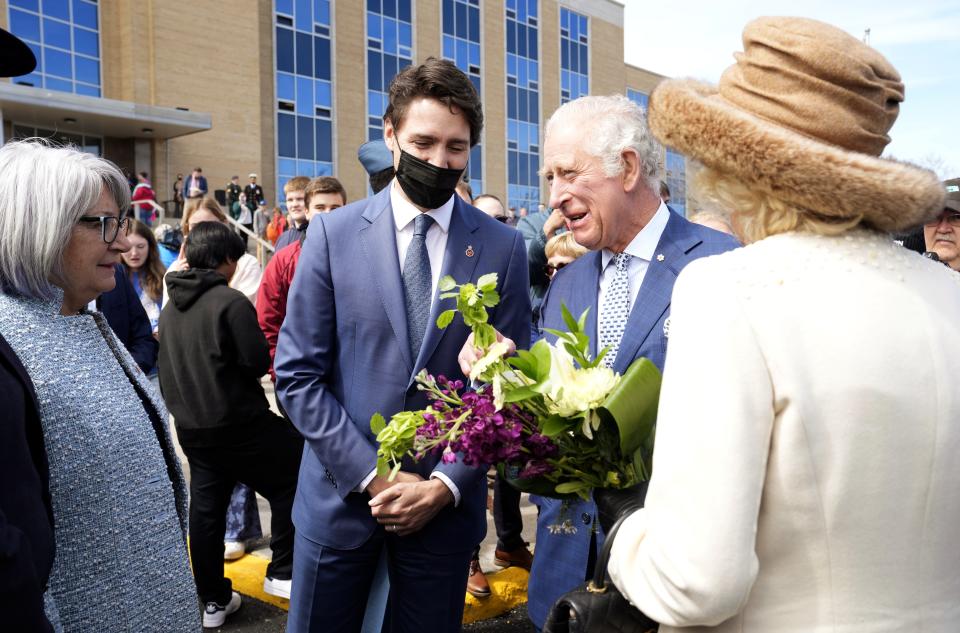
xmin=223 ymin=541 xmax=246 ymax=561
xmin=263 ymin=576 xmax=292 ymax=599
xmin=203 ymin=591 xmax=241 ymax=628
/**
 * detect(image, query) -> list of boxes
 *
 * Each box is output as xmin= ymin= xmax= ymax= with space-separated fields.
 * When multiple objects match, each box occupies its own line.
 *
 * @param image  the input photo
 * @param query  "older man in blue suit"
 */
xmin=461 ymin=94 xmax=739 ymax=629
xmin=275 ymin=58 xmax=531 ymax=633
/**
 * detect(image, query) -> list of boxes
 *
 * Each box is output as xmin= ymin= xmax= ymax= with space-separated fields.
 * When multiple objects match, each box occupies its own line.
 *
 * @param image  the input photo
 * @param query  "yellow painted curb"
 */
xmin=224 ymin=552 xmax=290 ymax=609
xmin=224 ymin=552 xmax=529 ymax=623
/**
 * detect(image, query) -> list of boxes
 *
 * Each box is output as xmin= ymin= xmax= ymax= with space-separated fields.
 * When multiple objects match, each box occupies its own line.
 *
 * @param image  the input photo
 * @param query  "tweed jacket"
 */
xmin=609 ymin=230 xmax=960 ymax=632
xmin=0 ymin=290 xmax=198 ymax=632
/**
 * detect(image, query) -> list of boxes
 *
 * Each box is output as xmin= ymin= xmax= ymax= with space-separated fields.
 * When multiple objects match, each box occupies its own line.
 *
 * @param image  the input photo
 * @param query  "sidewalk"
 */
xmin=168 ymin=377 xmax=539 ymax=630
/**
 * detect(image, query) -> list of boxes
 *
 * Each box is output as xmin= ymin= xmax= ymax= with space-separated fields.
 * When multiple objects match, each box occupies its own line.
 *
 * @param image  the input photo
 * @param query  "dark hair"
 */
xmin=138 ymin=171 xmax=148 ymax=179
xmin=384 ymin=57 xmax=483 ymax=147
xmin=370 ymin=167 xmax=395 ymax=194
xmin=659 ymin=180 xmax=670 ymax=198
xmin=304 ymin=176 xmax=347 ymax=206
xmin=185 ymin=222 xmax=245 ymax=270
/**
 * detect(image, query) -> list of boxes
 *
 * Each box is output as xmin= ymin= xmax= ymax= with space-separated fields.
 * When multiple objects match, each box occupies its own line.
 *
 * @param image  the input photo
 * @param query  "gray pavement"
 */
xmin=170 ymin=378 xmax=541 ymax=632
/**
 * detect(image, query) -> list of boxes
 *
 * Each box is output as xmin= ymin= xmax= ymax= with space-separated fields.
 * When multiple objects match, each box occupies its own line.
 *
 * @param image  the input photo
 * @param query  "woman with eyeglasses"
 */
xmin=0 ymin=141 xmax=198 ymax=631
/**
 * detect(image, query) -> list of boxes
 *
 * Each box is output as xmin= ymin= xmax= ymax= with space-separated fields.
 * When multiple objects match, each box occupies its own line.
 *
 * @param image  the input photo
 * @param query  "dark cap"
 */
xmin=0 ymin=27 xmax=36 ymax=78
xmin=357 ymin=139 xmax=394 ymax=176
xmin=944 ymin=178 xmax=960 ymax=213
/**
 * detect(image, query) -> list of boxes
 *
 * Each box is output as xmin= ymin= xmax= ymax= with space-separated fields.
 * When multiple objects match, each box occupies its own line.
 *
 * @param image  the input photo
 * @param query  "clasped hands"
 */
xmin=367 ymin=472 xmax=454 ymax=537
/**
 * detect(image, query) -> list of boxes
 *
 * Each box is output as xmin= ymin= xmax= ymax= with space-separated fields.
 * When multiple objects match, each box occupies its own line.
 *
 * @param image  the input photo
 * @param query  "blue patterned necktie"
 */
xmin=599 ymin=252 xmax=633 ymax=368
xmin=402 ymin=213 xmax=435 ymax=362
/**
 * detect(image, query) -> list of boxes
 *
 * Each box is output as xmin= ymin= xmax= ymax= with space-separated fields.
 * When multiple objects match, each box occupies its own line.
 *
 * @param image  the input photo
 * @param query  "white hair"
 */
xmin=545 ymin=94 xmax=663 ymax=193
xmin=0 ymin=139 xmax=131 ymax=300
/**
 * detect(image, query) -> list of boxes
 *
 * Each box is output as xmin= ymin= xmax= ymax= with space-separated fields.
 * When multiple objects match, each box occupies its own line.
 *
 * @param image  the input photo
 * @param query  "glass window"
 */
xmin=42 ymin=0 xmax=69 ymax=20
xmin=74 ymin=55 xmax=98 ymax=85
xmin=42 ymin=17 xmax=70 ymax=49
xmin=276 ymin=27 xmax=294 ymax=73
xmin=73 ymin=26 xmax=98 ymax=57
xmin=559 ymin=8 xmax=588 ymax=104
xmin=44 ymin=47 xmax=72 ymax=78
xmin=506 ymin=0 xmax=541 ymax=210
xmin=626 ymin=89 xmax=649 ymax=111
xmin=278 ymin=113 xmax=296 ymax=157
xmin=367 ymin=0 xmax=412 ymax=140
xmin=9 ymin=9 xmax=41 ymax=43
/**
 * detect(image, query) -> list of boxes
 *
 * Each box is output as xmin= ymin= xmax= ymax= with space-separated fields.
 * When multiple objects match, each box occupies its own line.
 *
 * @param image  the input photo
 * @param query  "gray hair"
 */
xmin=0 ymin=139 xmax=131 ymax=300
xmin=545 ymin=94 xmax=663 ymax=193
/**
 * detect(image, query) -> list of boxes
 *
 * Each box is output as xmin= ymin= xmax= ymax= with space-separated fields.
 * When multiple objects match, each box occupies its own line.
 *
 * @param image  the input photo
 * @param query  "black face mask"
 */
xmin=395 ymin=145 xmax=465 ymax=210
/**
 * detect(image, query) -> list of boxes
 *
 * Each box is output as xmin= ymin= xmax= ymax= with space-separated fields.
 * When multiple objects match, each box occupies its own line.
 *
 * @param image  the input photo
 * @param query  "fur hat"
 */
xmin=647 ymin=16 xmax=944 ymax=233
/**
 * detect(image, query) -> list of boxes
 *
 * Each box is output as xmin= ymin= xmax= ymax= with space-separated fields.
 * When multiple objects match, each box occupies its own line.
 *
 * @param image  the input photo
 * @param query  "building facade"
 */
xmin=1 ymin=0 xmax=686 ymax=216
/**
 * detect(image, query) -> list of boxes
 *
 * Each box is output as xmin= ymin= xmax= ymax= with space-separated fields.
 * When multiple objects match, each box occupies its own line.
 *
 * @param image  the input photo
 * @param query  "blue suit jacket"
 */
xmin=527 ymin=212 xmax=739 ymax=627
xmin=275 ymin=187 xmax=531 ymax=554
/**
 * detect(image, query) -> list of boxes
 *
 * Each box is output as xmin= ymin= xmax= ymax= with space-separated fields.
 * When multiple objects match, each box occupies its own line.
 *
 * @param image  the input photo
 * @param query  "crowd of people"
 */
xmin=1 ymin=15 xmax=959 ymax=633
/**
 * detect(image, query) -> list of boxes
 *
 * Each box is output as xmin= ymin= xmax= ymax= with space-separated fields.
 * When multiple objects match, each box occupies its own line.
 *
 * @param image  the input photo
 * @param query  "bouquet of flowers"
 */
xmin=370 ymin=273 xmax=661 ymax=500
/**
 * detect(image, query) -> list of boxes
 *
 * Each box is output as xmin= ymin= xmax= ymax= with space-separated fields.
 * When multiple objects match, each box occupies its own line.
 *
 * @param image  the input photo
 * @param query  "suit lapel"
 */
xmin=358 ymin=188 xmax=414 ymax=371
xmin=613 ymin=213 xmax=702 ymax=372
xmin=412 ymin=198 xmax=481 ymax=382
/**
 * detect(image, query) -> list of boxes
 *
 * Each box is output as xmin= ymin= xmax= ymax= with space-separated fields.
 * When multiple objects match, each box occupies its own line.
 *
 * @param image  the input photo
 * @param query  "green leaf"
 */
xmin=507 ymin=351 xmax=537 ymax=379
xmin=481 ymin=290 xmax=500 ymax=307
xmin=477 ymin=272 xmax=498 ymax=291
xmin=596 ymin=358 xmax=662 ymax=457
xmin=554 ymin=481 xmax=590 ymax=495
xmin=370 ymin=412 xmax=386 ymax=435
xmin=530 ymin=339 xmax=553 ymax=382
xmin=389 ymin=462 xmax=402 ymax=481
xmin=439 ymin=291 xmax=459 ymax=300
xmin=560 ymin=304 xmax=580 ymax=335
xmin=541 ymin=415 xmax=572 ymax=437
xmin=436 ymin=309 xmax=456 ymax=329
xmin=376 ymin=460 xmax=390 ymax=477
xmin=438 ymin=275 xmax=456 ymax=292
xmin=502 ymin=385 xmax=540 ymax=403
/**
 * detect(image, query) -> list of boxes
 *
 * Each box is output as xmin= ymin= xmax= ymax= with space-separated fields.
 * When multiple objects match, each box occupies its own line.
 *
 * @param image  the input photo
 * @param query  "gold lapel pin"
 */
xmin=656 ymin=253 xmax=665 ymax=262
xmin=465 ymin=245 xmax=474 ymax=257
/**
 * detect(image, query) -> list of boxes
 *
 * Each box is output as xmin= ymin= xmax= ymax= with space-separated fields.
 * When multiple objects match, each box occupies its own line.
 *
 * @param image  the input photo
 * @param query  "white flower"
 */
xmin=543 ymin=344 xmax=621 ymax=419
xmin=469 ymin=341 xmax=509 ymax=381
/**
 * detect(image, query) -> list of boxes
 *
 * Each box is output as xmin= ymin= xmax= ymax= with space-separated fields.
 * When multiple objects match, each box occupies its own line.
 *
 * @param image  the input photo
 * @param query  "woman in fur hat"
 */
xmin=593 ymin=16 xmax=959 ymax=633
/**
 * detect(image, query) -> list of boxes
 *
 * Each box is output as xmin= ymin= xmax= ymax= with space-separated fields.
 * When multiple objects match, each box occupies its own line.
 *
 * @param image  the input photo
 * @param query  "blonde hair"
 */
xmin=182 ymin=195 xmax=227 ymax=236
xmin=545 ymin=232 xmax=589 ymax=260
xmin=284 ymin=176 xmax=310 ymax=195
xmin=696 ymin=167 xmax=862 ymax=243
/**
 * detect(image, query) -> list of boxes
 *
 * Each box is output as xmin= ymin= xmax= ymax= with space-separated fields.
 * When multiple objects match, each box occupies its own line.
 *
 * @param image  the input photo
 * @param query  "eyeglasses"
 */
xmin=78 ymin=215 xmax=132 ymax=243
xmin=926 ymin=211 xmax=960 ymax=227
xmin=545 ymin=261 xmax=568 ymax=275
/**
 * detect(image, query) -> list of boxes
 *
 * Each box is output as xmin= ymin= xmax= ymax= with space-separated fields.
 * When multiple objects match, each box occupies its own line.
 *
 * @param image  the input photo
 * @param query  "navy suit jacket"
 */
xmin=527 ymin=212 xmax=740 ymax=627
xmin=275 ymin=187 xmax=531 ymax=554
xmin=98 ymin=265 xmax=158 ymax=374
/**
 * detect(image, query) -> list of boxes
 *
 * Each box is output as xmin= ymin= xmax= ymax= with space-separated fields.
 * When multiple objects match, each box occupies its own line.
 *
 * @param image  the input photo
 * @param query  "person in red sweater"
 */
xmin=257 ymin=176 xmax=347 ymax=380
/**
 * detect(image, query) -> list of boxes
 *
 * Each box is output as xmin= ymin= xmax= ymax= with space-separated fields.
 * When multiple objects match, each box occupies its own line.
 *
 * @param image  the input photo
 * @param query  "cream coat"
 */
xmin=609 ymin=230 xmax=960 ymax=632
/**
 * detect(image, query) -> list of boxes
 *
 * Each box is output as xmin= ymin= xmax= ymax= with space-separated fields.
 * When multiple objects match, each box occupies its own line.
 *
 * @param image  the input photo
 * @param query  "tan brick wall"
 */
xmin=415 ymin=0 xmax=441 ymax=61
xmin=481 ymin=0 xmax=506 ymax=201
xmin=624 ymin=64 xmax=664 ymax=97
xmin=333 ymin=1 xmax=370 ymax=203
xmin=539 ymin=0 xmax=560 ymax=127
xmin=589 ymin=17 xmax=624 ymax=97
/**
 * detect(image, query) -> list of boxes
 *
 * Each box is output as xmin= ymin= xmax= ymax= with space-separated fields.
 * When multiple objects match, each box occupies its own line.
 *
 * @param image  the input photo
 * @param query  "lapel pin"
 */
xmin=663 ymin=316 xmax=671 ymax=338
xmin=465 ymin=245 xmax=474 ymax=258
xmin=656 ymin=253 xmax=665 ymax=262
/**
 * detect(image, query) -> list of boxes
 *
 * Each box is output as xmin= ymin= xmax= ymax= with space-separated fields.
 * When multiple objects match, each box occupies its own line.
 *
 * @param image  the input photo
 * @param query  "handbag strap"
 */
xmin=589 ymin=513 xmax=631 ymax=592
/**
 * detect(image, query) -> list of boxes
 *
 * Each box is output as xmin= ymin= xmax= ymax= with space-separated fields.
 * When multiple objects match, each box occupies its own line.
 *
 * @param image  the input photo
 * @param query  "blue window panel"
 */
xmin=73 ymin=26 xmax=97 ymax=56
xmin=277 ymin=0 xmax=294 ymax=15
xmin=297 ymin=116 xmax=315 ymax=159
xmin=442 ymin=0 xmax=454 ymax=35
xmin=580 ymin=47 xmax=588 ymax=74
xmin=279 ymin=158 xmax=297 ymax=176
xmin=507 ymin=54 xmax=516 ymax=78
xmin=516 ymin=24 xmax=526 ymax=57
xmin=455 ymin=0 xmax=466 ymax=38
xmin=9 ymin=9 xmax=41 ymax=43
xmin=369 ymin=126 xmax=382 ymax=140
xmin=561 ymin=40 xmax=569 ymax=70
xmin=43 ymin=18 xmax=70 ymax=49
xmin=398 ymin=45 xmax=411 ymax=58
xmin=314 ymin=36 xmax=330 ymax=79
xmin=367 ymin=50 xmax=382 ymax=90
xmin=383 ymin=18 xmax=397 ymax=54
xmin=316 ymin=119 xmax=332 ymax=162
xmin=277 ymin=72 xmax=295 ymax=101
xmin=276 ymin=27 xmax=294 ymax=73
xmin=580 ymin=74 xmax=588 ymax=97
xmin=315 ymin=80 xmax=331 ymax=108
xmin=295 ymin=31 xmax=312 ymax=76
xmin=470 ymin=75 xmax=480 ymax=94
xmin=519 ymin=151 xmax=529 ymax=184
xmin=456 ymin=39 xmax=468 ymax=67
xmin=315 ymin=0 xmax=330 ymax=25
xmin=506 ymin=22 xmax=515 ymax=53
xmin=295 ymin=0 xmax=311 ymax=30
xmin=74 ymin=56 xmax=98 ymax=85
xmin=368 ymin=14 xmax=381 ymax=39
xmin=468 ymin=5 xmax=479 ymax=42
xmin=383 ymin=54 xmax=398 ymax=86
xmin=469 ymin=42 xmax=480 ymax=68
xmin=507 ymin=87 xmax=517 ymax=119
xmin=297 ymin=159 xmax=315 ymax=175
xmin=45 ymin=77 xmax=72 ymax=92
xmin=367 ymin=0 xmax=380 ymax=12
xmin=43 ymin=0 xmax=70 ymax=20
xmin=528 ymin=27 xmax=537 ymax=60
xmin=14 ymin=72 xmax=41 ymax=87
xmin=398 ymin=0 xmax=411 ymax=22
xmin=442 ymin=36 xmax=455 ymax=60
xmin=278 ymin=113 xmax=297 ymax=157
xmin=44 ymin=47 xmax=72 ymax=78
xmin=10 ymin=0 xmax=40 ymax=10
xmin=74 ymin=82 xmax=99 ymax=97
xmin=73 ymin=0 xmax=97 ymax=29
xmin=382 ymin=0 xmax=395 ymax=18
xmin=296 ymin=76 xmax=313 ymax=114
xmin=399 ymin=22 xmax=411 ymax=48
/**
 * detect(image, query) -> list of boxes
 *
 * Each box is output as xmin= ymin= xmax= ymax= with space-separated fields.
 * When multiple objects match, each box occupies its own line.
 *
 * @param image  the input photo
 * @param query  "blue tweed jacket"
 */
xmin=0 ymin=290 xmax=198 ymax=632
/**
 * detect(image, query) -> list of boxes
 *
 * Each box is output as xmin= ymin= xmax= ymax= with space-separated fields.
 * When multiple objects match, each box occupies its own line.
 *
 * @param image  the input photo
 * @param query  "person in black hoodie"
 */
xmin=158 ymin=222 xmax=302 ymax=628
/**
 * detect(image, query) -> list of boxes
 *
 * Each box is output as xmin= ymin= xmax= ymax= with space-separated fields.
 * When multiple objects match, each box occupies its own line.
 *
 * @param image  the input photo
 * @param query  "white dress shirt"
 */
xmin=358 ymin=182 xmax=461 ymax=504
xmin=597 ymin=201 xmax=670 ymax=326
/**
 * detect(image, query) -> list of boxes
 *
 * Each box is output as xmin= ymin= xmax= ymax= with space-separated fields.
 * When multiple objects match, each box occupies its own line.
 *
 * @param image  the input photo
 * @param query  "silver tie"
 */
xmin=599 ymin=252 xmax=632 ymax=368
xmin=402 ymin=213 xmax=435 ymax=362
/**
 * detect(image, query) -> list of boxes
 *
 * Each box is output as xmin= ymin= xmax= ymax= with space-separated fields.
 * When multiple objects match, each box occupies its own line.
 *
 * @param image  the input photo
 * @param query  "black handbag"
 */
xmin=543 ymin=514 xmax=659 ymax=633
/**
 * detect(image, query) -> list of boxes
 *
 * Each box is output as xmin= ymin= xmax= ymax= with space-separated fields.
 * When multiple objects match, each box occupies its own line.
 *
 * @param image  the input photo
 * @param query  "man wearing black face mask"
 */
xmin=275 ymin=57 xmax=531 ymax=633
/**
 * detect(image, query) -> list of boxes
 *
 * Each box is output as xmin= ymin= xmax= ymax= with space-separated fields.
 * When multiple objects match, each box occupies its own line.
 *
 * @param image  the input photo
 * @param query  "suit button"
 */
xmin=581 ymin=512 xmax=592 ymax=525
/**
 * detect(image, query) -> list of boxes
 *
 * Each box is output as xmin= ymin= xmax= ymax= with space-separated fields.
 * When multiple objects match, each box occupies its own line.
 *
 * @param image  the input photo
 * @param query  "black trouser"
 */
xmin=472 ymin=472 xmax=526 ymax=558
xmin=181 ymin=415 xmax=303 ymax=604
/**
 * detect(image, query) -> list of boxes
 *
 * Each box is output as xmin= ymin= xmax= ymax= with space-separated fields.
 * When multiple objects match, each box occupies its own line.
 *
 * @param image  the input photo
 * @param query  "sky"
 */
xmin=621 ymin=0 xmax=959 ymax=178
